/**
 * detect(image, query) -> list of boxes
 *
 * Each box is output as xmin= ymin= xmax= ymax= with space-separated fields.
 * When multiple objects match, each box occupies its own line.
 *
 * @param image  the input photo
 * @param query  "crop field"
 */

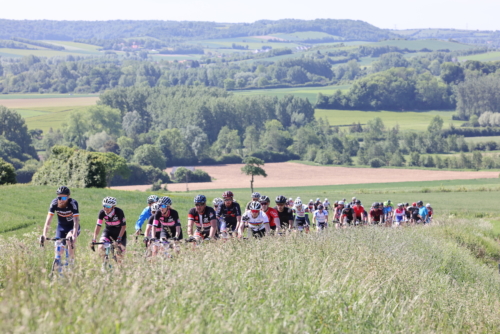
xmin=367 ymin=39 xmax=477 ymax=51
xmin=269 ymin=31 xmax=342 ymax=41
xmin=43 ymin=40 xmax=101 ymax=52
xmin=1 ymin=182 xmax=500 ymax=332
xmin=20 ymin=106 xmax=90 ymax=132
xmin=459 ymin=51 xmax=500 ymax=62
xmin=463 ymin=136 xmax=500 ymax=143
xmin=315 ymin=108 xmax=465 ymax=130
xmin=0 ymin=93 xmax=97 ymax=100
xmin=234 ymin=84 xmax=351 ymax=102
xmin=188 ymin=37 xmax=300 ymax=50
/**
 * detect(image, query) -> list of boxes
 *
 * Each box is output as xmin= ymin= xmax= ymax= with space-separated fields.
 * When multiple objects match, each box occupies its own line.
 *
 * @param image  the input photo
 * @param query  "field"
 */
xmin=367 ymin=39 xmax=477 ymax=51
xmin=315 ymin=108 xmax=465 ymax=130
xmin=0 ymin=40 xmax=103 ymax=58
xmin=458 ymin=51 xmax=500 ymax=62
xmin=234 ymin=84 xmax=351 ymax=103
xmin=1 ymin=183 xmax=500 ymax=332
xmin=464 ymin=135 xmax=500 ymax=143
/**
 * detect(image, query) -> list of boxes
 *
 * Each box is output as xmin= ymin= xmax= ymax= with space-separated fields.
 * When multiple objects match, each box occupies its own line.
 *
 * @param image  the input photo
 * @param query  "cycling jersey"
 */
xmin=135 ymin=206 xmax=152 ymax=230
xmin=410 ymin=207 xmax=419 ymax=220
xmin=394 ymin=208 xmax=405 ymax=222
xmin=287 ymin=200 xmax=294 ymax=207
xmin=48 ymin=198 xmax=79 ymax=227
xmin=97 ymin=207 xmax=126 ymax=228
xmin=274 ymin=206 xmax=294 ymax=228
xmin=314 ymin=210 xmax=328 ymax=223
xmin=427 ymin=208 xmax=433 ymax=217
xmin=369 ymin=208 xmax=383 ymax=222
xmin=244 ymin=210 xmax=269 ymax=231
xmin=147 ymin=215 xmax=161 ymax=239
xmin=383 ymin=206 xmax=393 ymax=215
xmin=188 ymin=206 xmax=216 ymax=232
xmin=263 ymin=207 xmax=279 ymax=227
xmin=353 ymin=205 xmax=365 ymax=218
xmin=216 ymin=202 xmax=241 ymax=230
xmin=323 ymin=201 xmax=330 ymax=211
xmin=341 ymin=207 xmax=354 ymax=222
xmin=292 ymin=205 xmax=308 ymax=218
xmin=418 ymin=207 xmax=429 ymax=222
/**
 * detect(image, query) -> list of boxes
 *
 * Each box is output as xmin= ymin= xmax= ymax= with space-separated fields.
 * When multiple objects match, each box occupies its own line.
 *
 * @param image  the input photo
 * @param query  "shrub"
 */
xmin=173 ymin=167 xmax=211 ymax=183
xmin=216 ymin=154 xmax=242 ymax=164
xmin=369 ymin=158 xmax=384 ymax=168
xmin=111 ymin=163 xmax=170 ymax=186
xmin=0 ymin=158 xmax=16 ymax=185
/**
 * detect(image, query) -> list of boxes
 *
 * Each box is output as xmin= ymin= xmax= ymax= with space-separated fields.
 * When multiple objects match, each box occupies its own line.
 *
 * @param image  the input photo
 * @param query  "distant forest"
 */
xmin=0 ymin=19 xmax=397 ymax=42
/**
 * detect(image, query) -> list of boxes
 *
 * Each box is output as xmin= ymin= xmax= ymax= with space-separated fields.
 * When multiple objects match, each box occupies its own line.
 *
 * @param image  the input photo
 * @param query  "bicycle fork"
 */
xmin=53 ymin=240 xmax=70 ymax=273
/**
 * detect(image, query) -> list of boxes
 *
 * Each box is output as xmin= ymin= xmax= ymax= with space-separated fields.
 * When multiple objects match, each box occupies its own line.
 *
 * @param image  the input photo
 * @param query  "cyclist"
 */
xmin=307 ymin=200 xmax=315 ymax=226
xmin=216 ymin=191 xmax=241 ymax=238
xmin=153 ymin=196 xmax=182 ymax=240
xmin=350 ymin=197 xmax=357 ymax=206
xmin=404 ymin=203 xmax=411 ymax=223
xmin=292 ymin=198 xmax=309 ymax=233
xmin=212 ymin=197 xmax=223 ymax=234
xmin=333 ymin=201 xmax=344 ymax=228
xmin=145 ymin=203 xmax=161 ymax=241
xmin=409 ymin=202 xmax=419 ymax=224
xmin=41 ymin=186 xmax=80 ymax=263
xmin=187 ymin=195 xmax=217 ymax=240
xmin=393 ymin=203 xmax=406 ymax=226
xmin=287 ymin=197 xmax=294 ymax=208
xmin=134 ymin=195 xmax=159 ymax=237
xmin=240 ymin=201 xmax=270 ymax=238
xmin=426 ymin=203 xmax=433 ymax=222
xmin=352 ymin=199 xmax=367 ymax=225
xmin=260 ymin=195 xmax=281 ymax=233
xmin=314 ymin=198 xmax=322 ymax=210
xmin=323 ymin=198 xmax=331 ymax=212
xmin=341 ymin=203 xmax=355 ymax=226
xmin=246 ymin=192 xmax=261 ymax=210
xmin=369 ymin=202 xmax=383 ymax=225
xmin=383 ymin=201 xmax=393 ymax=227
xmin=417 ymin=201 xmax=429 ymax=224
xmin=274 ymin=195 xmax=294 ymax=230
xmin=92 ymin=197 xmax=126 ymax=261
xmin=313 ymin=204 xmax=329 ymax=231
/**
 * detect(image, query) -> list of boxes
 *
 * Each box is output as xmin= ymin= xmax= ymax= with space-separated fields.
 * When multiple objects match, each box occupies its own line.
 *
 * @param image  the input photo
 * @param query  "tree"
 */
xmin=95 ymin=152 xmax=130 ymax=187
xmin=122 ymin=110 xmax=148 ymax=137
xmin=427 ymin=116 xmax=444 ymax=134
xmin=0 ymin=106 xmax=37 ymax=160
xmin=0 ymin=158 xmax=16 ymax=185
xmin=243 ymin=125 xmax=260 ymax=154
xmin=240 ymin=157 xmax=267 ymax=193
xmin=133 ymin=144 xmax=166 ymax=169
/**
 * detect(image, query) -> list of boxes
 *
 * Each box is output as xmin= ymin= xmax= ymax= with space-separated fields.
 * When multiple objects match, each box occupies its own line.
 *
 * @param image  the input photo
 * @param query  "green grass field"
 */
xmin=315 ymin=109 xmax=464 ymax=130
xmin=458 ymin=51 xmax=500 ymax=62
xmin=367 ymin=39 xmax=477 ymax=51
xmin=234 ymin=84 xmax=351 ymax=102
xmin=18 ymin=106 xmax=89 ymax=132
xmin=270 ymin=31 xmax=342 ymax=41
xmin=1 ymin=182 xmax=500 ymax=332
xmin=463 ymin=136 xmax=500 ymax=143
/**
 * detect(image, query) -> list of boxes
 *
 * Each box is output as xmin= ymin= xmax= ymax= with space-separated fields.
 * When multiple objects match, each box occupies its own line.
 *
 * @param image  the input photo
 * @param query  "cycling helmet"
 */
xmin=338 ymin=201 xmax=344 ymax=205
xmin=251 ymin=192 xmax=261 ymax=199
xmin=405 ymin=203 xmax=409 ymax=206
xmin=260 ymin=195 xmax=270 ymax=203
xmin=318 ymin=204 xmax=324 ymax=210
xmin=355 ymin=199 xmax=361 ymax=204
xmin=316 ymin=198 xmax=320 ymax=202
xmin=147 ymin=195 xmax=159 ymax=204
xmin=212 ymin=197 xmax=223 ymax=206
xmin=334 ymin=200 xmax=338 ymax=204
xmin=309 ymin=199 xmax=313 ymax=203
xmin=194 ymin=195 xmax=206 ymax=204
xmin=56 ymin=186 xmax=70 ymax=195
xmin=346 ymin=204 xmax=351 ymax=209
xmin=398 ymin=203 xmax=403 ymax=207
xmin=275 ymin=195 xmax=287 ymax=204
xmin=294 ymin=198 xmax=302 ymax=206
xmin=426 ymin=203 xmax=431 ymax=208
xmin=248 ymin=201 xmax=262 ymax=210
xmin=151 ymin=203 xmax=160 ymax=212
xmin=288 ymin=197 xmax=293 ymax=201
xmin=383 ymin=201 xmax=388 ymax=206
xmin=374 ymin=202 xmax=380 ymax=208
xmin=159 ymin=196 xmax=172 ymax=206
xmin=324 ymin=198 xmax=328 ymax=201
xmin=352 ymin=197 xmax=356 ymax=201
xmin=387 ymin=200 xmax=392 ymax=204
xmin=242 ymin=214 xmax=250 ymax=222
xmin=222 ymin=191 xmax=233 ymax=198
xmin=102 ymin=197 xmax=117 ymax=206
xmin=417 ymin=200 xmax=423 ymax=206
xmin=412 ymin=202 xmax=417 ymax=207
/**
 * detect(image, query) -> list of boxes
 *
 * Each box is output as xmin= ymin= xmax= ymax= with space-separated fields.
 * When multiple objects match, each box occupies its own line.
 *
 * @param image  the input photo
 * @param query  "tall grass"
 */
xmin=0 ymin=218 xmax=499 ymax=332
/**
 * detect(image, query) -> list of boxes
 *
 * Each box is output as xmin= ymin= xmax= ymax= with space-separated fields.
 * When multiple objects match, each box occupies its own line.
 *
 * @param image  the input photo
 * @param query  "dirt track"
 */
xmin=110 ymin=162 xmax=499 ymax=192
xmin=0 ymin=97 xmax=99 ymax=108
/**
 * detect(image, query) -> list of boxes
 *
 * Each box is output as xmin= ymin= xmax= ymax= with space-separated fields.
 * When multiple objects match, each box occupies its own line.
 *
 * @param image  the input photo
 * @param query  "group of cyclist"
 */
xmin=41 ymin=186 xmax=434 ymax=264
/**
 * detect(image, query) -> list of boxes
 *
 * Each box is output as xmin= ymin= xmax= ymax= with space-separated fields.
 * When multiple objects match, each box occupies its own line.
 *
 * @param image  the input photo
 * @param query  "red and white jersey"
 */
xmin=263 ymin=207 xmax=279 ymax=227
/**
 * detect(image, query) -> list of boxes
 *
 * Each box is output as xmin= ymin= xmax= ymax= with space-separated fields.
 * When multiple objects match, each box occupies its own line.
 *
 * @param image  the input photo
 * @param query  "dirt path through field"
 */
xmin=0 ymin=97 xmax=99 ymax=108
xmin=110 ymin=162 xmax=499 ymax=192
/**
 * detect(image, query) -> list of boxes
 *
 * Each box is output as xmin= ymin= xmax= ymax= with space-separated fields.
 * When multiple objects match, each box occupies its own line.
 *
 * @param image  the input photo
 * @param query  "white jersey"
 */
xmin=314 ymin=210 xmax=328 ymax=223
xmin=323 ymin=201 xmax=330 ymax=210
xmin=292 ymin=204 xmax=308 ymax=218
xmin=244 ymin=210 xmax=269 ymax=231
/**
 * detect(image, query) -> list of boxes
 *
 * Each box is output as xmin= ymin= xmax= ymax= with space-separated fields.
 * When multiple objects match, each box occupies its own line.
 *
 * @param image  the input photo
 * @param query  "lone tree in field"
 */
xmin=241 ymin=157 xmax=267 ymax=193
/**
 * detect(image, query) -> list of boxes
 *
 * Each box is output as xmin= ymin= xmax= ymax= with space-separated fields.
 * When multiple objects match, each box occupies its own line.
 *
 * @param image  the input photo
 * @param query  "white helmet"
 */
xmin=316 ymin=198 xmax=320 ymax=201
xmin=248 ymin=201 xmax=262 ymax=210
xmin=213 ymin=197 xmax=223 ymax=206
xmin=338 ymin=201 xmax=344 ymax=205
xmin=151 ymin=203 xmax=160 ymax=212
xmin=426 ymin=203 xmax=431 ymax=208
xmin=102 ymin=197 xmax=117 ymax=206
xmin=294 ymin=198 xmax=302 ymax=206
xmin=324 ymin=198 xmax=328 ymax=201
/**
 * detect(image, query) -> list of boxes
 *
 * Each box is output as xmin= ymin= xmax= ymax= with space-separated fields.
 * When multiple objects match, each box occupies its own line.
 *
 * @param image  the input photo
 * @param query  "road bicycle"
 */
xmin=91 ymin=239 xmax=122 ymax=271
xmin=39 ymin=236 xmax=73 ymax=277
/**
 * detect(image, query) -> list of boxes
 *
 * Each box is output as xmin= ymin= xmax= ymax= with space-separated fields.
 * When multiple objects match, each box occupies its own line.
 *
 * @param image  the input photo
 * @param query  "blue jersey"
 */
xmin=383 ymin=206 xmax=392 ymax=215
xmin=418 ymin=207 xmax=428 ymax=221
xmin=135 ymin=206 xmax=152 ymax=230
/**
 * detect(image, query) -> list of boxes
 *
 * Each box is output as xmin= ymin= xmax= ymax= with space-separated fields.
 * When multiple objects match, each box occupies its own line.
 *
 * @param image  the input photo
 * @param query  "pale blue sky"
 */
xmin=3 ymin=0 xmax=499 ymax=31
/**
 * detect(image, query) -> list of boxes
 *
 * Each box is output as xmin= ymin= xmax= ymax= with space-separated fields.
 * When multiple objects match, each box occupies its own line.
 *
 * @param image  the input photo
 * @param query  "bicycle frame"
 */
xmin=40 ymin=236 xmax=73 ymax=276
xmin=91 ymin=241 xmax=119 ymax=270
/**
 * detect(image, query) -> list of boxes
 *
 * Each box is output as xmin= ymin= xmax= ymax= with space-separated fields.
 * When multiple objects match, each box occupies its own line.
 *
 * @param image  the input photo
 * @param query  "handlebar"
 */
xmin=40 ymin=236 xmax=74 ymax=249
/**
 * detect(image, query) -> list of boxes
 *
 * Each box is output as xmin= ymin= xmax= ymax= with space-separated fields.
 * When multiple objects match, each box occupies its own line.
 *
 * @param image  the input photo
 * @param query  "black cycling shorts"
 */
xmin=101 ymin=228 xmax=127 ymax=247
xmin=250 ymin=229 xmax=266 ymax=238
xmin=55 ymin=224 xmax=81 ymax=240
xmin=160 ymin=226 xmax=183 ymax=240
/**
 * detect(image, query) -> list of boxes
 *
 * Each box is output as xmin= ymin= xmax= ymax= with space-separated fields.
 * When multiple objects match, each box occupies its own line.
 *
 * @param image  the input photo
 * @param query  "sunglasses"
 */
xmin=103 ymin=205 xmax=113 ymax=209
xmin=251 ymin=210 xmax=260 ymax=214
xmin=276 ymin=203 xmax=285 ymax=206
xmin=195 ymin=203 xmax=205 ymax=207
xmin=58 ymin=196 xmax=68 ymax=201
xmin=161 ymin=205 xmax=168 ymax=208
xmin=260 ymin=202 xmax=268 ymax=205
xmin=224 ymin=198 xmax=232 ymax=202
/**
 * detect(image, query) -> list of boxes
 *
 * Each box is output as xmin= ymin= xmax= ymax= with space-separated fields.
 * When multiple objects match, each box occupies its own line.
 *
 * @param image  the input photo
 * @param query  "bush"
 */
xmin=369 ymin=158 xmax=384 ymax=168
xmin=173 ymin=167 xmax=211 ymax=183
xmin=0 ymin=158 xmax=16 ymax=184
xmin=216 ymin=154 xmax=242 ymax=164
xmin=111 ymin=163 xmax=170 ymax=186
xmin=16 ymin=165 xmax=38 ymax=183
xmin=250 ymin=150 xmax=300 ymax=163
xmin=199 ymin=157 xmax=217 ymax=165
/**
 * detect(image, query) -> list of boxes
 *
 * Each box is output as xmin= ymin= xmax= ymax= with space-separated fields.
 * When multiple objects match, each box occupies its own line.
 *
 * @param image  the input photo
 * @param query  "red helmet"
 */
xmin=412 ymin=202 xmax=417 ymax=206
xmin=222 ymin=191 xmax=234 ymax=199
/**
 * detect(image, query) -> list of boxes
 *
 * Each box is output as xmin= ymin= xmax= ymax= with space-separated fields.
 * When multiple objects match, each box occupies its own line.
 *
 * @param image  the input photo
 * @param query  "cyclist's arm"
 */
xmin=118 ymin=225 xmax=126 ymax=240
xmin=145 ymin=224 xmax=152 ymax=238
xmin=134 ymin=207 xmax=150 ymax=231
xmin=264 ymin=222 xmax=270 ymax=234
xmin=72 ymin=215 xmax=80 ymax=239
xmin=175 ymin=225 xmax=181 ymax=239
xmin=93 ymin=220 xmax=102 ymax=241
xmin=187 ymin=220 xmax=194 ymax=237
xmin=209 ymin=218 xmax=217 ymax=239
xmin=43 ymin=213 xmax=54 ymax=238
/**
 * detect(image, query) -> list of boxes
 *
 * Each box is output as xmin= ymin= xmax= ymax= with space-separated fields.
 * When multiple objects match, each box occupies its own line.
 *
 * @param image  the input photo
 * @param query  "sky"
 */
xmin=2 ymin=0 xmax=500 ymax=31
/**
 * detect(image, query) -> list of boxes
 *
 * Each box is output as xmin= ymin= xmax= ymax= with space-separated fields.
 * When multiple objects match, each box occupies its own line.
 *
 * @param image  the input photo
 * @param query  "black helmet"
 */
xmin=194 ymin=195 xmax=206 ymax=204
xmin=355 ymin=199 xmax=361 ymax=204
xmin=260 ymin=195 xmax=270 ymax=203
xmin=417 ymin=200 xmax=423 ymax=206
xmin=275 ymin=195 xmax=287 ymax=204
xmin=56 ymin=186 xmax=70 ymax=195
